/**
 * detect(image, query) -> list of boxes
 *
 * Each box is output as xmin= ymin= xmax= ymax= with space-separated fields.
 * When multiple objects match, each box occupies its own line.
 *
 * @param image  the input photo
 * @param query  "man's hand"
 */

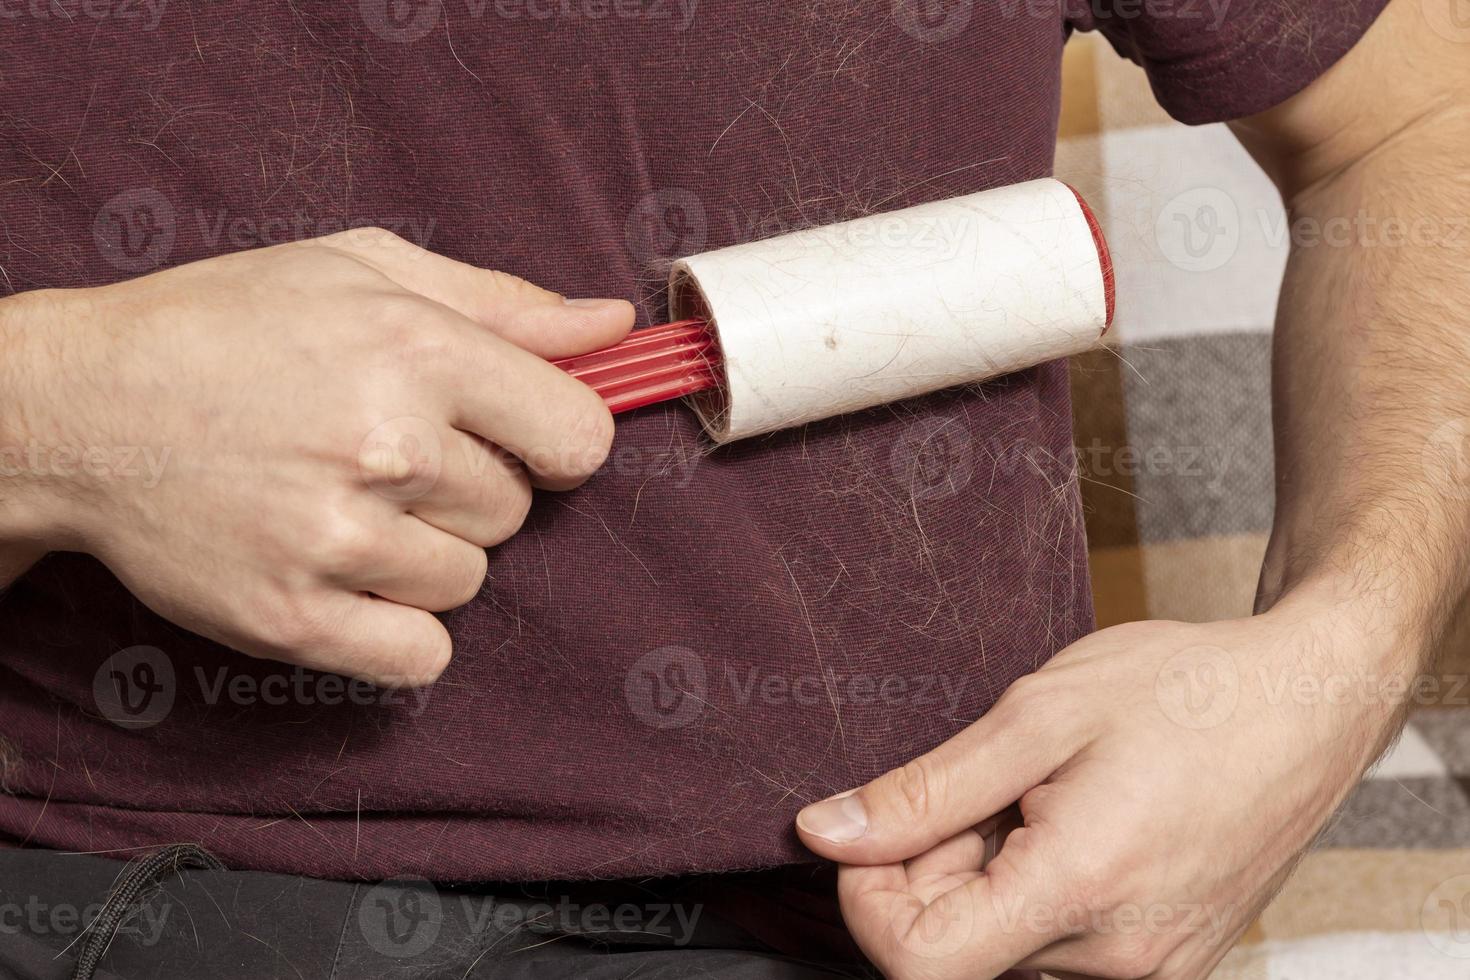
xmin=0 ymin=229 xmax=633 ymax=687
xmin=797 ymin=590 xmax=1413 ymax=978
xmin=796 ymin=0 xmax=1470 ymax=976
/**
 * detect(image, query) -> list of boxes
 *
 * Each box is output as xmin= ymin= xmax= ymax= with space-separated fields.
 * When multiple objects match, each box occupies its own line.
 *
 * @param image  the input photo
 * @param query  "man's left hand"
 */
xmin=796 ymin=590 xmax=1415 ymax=979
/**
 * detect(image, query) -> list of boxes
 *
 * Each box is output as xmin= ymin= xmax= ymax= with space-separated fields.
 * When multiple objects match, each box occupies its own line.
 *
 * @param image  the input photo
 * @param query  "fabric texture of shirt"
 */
xmin=0 ymin=0 xmax=1387 ymax=881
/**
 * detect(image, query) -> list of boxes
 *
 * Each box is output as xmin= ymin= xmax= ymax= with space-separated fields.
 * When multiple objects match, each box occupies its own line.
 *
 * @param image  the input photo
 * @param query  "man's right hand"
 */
xmin=0 ymin=229 xmax=633 ymax=687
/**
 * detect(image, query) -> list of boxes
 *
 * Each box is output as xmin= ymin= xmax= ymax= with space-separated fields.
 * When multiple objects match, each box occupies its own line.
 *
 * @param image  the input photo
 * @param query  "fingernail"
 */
xmin=563 ymin=297 xmax=622 ymax=310
xmin=798 ymin=791 xmax=868 ymax=843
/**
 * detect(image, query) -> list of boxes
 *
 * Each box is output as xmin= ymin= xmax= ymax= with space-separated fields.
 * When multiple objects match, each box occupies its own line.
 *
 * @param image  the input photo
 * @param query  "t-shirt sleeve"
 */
xmin=1066 ymin=0 xmax=1392 ymax=124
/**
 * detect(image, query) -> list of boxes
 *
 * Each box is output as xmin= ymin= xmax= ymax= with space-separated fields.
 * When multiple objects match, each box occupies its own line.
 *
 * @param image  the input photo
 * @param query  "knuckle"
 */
xmin=997 ymin=671 xmax=1046 ymax=711
xmin=362 ymin=293 xmax=431 ymax=335
xmin=886 ymin=756 xmax=943 ymax=824
xmin=306 ymin=511 xmax=378 ymax=578
xmin=482 ymin=268 xmax=541 ymax=300
xmin=256 ymin=595 xmax=335 ymax=654
xmin=480 ymin=472 xmax=533 ymax=546
xmin=407 ymin=630 xmax=454 ymax=686
xmin=557 ymin=392 xmax=616 ymax=477
xmin=449 ymin=551 xmax=489 ymax=608
xmin=992 ymin=672 xmax=1060 ymax=735
xmin=1063 ymin=851 xmax=1126 ymax=915
xmin=347 ymin=224 xmax=409 ymax=252
xmin=384 ymin=320 xmax=455 ymax=367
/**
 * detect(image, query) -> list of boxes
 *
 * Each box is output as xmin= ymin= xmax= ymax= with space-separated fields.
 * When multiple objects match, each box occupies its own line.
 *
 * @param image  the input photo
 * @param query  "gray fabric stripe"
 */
xmin=1412 ymin=708 xmax=1470 ymax=777
xmin=1318 ymin=777 xmax=1470 ymax=850
xmin=1115 ymin=332 xmax=1275 ymax=544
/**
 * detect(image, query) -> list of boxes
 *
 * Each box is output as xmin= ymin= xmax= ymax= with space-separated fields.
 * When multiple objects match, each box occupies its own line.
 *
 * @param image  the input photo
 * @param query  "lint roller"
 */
xmin=555 ymin=178 xmax=1115 ymax=443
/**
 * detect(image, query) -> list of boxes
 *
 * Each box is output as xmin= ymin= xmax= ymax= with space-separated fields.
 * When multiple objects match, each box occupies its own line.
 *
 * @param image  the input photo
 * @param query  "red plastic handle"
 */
xmin=552 ymin=318 xmax=722 ymax=414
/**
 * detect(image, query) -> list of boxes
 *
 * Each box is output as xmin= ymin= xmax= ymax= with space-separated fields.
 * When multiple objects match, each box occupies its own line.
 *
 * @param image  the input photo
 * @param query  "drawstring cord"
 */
xmin=71 ymin=844 xmax=225 ymax=980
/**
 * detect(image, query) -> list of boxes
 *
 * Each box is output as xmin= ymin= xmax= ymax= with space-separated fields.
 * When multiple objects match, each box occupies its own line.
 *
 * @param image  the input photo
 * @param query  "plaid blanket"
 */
xmin=1056 ymin=34 xmax=1470 ymax=978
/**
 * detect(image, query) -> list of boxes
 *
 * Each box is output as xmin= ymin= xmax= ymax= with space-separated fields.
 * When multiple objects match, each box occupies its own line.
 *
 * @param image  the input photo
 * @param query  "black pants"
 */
xmin=0 ymin=849 xmax=876 ymax=980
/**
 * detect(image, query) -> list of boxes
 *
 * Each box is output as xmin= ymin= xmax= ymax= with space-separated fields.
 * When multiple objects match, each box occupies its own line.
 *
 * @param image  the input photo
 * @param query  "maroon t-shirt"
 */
xmin=0 ymin=0 xmax=1386 ymax=881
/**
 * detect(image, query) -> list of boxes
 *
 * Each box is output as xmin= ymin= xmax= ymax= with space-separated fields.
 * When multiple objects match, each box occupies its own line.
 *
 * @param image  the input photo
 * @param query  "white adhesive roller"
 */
xmin=555 ymin=177 xmax=1115 ymax=443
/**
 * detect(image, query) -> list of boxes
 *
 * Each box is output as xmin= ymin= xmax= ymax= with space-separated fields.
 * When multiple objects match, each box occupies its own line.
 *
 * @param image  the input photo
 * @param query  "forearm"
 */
xmin=1257 ymin=105 xmax=1470 ymax=686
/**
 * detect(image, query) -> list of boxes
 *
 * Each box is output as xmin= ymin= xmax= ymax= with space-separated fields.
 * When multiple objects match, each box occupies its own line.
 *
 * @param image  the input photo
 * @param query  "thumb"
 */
xmin=796 ymin=691 xmax=1078 ymax=865
xmin=312 ymin=227 xmax=635 ymax=359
